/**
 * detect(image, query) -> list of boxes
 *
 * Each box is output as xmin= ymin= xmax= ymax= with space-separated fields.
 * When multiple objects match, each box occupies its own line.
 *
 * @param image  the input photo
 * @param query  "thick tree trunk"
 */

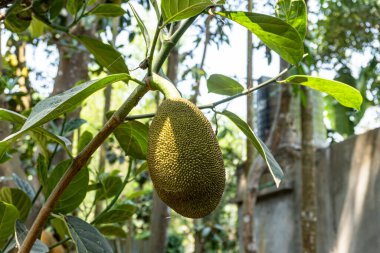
xmin=300 ymin=87 xmax=317 ymax=253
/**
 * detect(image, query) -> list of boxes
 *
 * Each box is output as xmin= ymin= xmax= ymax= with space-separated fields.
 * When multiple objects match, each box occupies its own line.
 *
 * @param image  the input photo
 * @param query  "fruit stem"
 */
xmin=148 ymin=73 xmax=182 ymax=99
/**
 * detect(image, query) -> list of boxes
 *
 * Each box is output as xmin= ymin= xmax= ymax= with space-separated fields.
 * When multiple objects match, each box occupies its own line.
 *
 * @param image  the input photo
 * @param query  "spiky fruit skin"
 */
xmin=147 ymin=98 xmax=225 ymax=218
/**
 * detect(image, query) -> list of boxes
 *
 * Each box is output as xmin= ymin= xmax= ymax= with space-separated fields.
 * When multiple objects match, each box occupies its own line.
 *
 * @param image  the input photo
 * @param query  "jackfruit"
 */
xmin=147 ymin=98 xmax=225 ymax=218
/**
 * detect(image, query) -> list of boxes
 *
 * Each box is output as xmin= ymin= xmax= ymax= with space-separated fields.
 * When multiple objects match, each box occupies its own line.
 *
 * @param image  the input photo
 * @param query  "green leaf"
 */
xmin=65 ymin=216 xmax=113 ymax=253
xmin=0 ymin=188 xmax=32 ymax=222
xmin=4 ymin=3 xmax=32 ymax=33
xmin=63 ymin=118 xmax=86 ymax=135
xmin=77 ymin=130 xmax=93 ymax=153
xmin=217 ymin=11 xmax=303 ymax=65
xmin=46 ymin=160 xmax=89 ymax=214
xmin=93 ymin=201 xmax=136 ymax=225
xmin=113 ymin=121 xmax=148 ymax=159
xmin=97 ymin=224 xmax=127 ymax=238
xmin=0 ymin=74 xmax=130 ymax=150
xmin=67 ymin=0 xmax=85 ymax=17
xmin=89 ymin=4 xmax=126 ymax=17
xmin=279 ymin=75 xmax=363 ymax=110
xmin=29 ymin=17 xmax=48 ymax=38
xmin=49 ymin=0 xmax=65 ymax=19
xmin=51 ymin=217 xmax=70 ymax=240
xmin=135 ymin=161 xmax=147 ymax=176
xmin=36 ymin=154 xmax=48 ymax=190
xmin=0 ymin=108 xmax=72 ymax=159
xmin=221 ymin=110 xmax=284 ymax=187
xmin=12 ymin=173 xmax=36 ymax=200
xmin=95 ymin=174 xmax=123 ymax=200
xmin=77 ymin=36 xmax=130 ymax=75
xmin=150 ymin=0 xmax=160 ymax=20
xmin=275 ymin=0 xmax=307 ymax=39
xmin=15 ymin=220 xmax=49 ymax=253
xmin=207 ymin=74 xmax=244 ymax=96
xmin=0 ymin=201 xmax=19 ymax=248
xmin=129 ymin=3 xmax=150 ymax=56
xmin=161 ymin=0 xmax=225 ymax=24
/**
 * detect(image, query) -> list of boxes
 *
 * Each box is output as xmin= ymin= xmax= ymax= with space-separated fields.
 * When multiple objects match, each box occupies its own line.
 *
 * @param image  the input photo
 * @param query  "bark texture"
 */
xmin=300 ymin=87 xmax=317 ymax=253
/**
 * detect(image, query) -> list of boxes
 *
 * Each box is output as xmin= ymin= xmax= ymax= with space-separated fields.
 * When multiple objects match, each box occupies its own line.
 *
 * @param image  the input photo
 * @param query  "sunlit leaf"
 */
xmin=275 ymin=0 xmax=307 ymax=39
xmin=0 ymin=74 xmax=130 ymax=152
xmin=89 ymin=4 xmax=126 ymax=17
xmin=161 ymin=0 xmax=225 ymax=24
xmin=207 ymin=74 xmax=244 ymax=96
xmin=217 ymin=11 xmax=303 ymax=64
xmin=279 ymin=75 xmax=363 ymax=110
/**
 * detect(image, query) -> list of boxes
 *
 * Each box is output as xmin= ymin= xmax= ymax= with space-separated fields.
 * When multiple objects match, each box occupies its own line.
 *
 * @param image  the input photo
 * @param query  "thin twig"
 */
xmin=148 ymin=16 xmax=163 ymax=76
xmin=125 ymin=67 xmax=291 ymax=121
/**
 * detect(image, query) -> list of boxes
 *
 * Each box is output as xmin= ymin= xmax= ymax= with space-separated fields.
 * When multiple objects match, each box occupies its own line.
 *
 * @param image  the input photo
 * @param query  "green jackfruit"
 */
xmin=147 ymin=98 xmax=225 ymax=218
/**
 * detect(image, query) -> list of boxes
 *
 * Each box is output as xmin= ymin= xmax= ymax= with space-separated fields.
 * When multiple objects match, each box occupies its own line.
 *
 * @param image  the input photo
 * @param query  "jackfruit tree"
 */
xmin=0 ymin=0 xmax=364 ymax=252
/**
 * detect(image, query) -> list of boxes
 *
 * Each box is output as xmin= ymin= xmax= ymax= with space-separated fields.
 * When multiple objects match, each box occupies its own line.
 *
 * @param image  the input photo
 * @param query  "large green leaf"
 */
xmin=65 ymin=216 xmax=113 ymax=253
xmin=0 ymin=202 xmax=19 ymax=248
xmin=161 ymin=0 xmax=225 ymax=24
xmin=89 ymin=4 xmax=126 ymax=17
xmin=93 ymin=201 xmax=136 ymax=225
xmin=221 ymin=110 xmax=284 ymax=187
xmin=0 ymin=109 xmax=72 ymax=159
xmin=279 ymin=75 xmax=363 ymax=110
xmin=0 ymin=188 xmax=32 ymax=221
xmin=46 ymin=160 xmax=89 ymax=214
xmin=217 ymin=11 xmax=303 ymax=65
xmin=0 ymin=74 xmax=130 ymax=150
xmin=207 ymin=74 xmax=244 ymax=96
xmin=275 ymin=0 xmax=307 ymax=39
xmin=14 ymin=220 xmax=49 ymax=253
xmin=113 ymin=121 xmax=148 ymax=159
xmin=77 ymin=36 xmax=130 ymax=75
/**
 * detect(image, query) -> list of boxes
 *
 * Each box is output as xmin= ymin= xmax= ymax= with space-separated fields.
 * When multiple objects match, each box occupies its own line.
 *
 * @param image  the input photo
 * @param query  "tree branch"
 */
xmin=19 ymin=14 xmax=199 ymax=253
xmin=125 ymin=67 xmax=291 ymax=121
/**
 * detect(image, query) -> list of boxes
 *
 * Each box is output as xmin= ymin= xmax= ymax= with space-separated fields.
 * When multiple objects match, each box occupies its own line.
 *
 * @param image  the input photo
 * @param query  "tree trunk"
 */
xmin=300 ymin=87 xmax=317 ymax=253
